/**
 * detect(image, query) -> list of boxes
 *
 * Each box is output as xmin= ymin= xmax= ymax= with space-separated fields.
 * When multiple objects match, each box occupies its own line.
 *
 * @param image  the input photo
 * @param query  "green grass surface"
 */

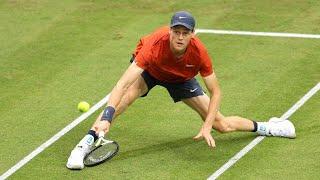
xmin=0 ymin=0 xmax=319 ymax=179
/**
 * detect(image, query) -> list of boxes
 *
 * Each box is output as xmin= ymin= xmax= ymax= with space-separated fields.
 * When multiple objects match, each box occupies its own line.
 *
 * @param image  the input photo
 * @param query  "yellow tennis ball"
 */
xmin=77 ymin=101 xmax=90 ymax=112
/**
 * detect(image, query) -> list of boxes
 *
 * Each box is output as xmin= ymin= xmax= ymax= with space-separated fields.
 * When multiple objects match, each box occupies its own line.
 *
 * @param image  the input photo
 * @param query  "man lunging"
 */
xmin=67 ymin=11 xmax=295 ymax=169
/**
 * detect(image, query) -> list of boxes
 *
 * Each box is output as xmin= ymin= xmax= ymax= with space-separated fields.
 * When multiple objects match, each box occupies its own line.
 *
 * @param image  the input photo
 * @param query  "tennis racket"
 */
xmin=84 ymin=131 xmax=119 ymax=167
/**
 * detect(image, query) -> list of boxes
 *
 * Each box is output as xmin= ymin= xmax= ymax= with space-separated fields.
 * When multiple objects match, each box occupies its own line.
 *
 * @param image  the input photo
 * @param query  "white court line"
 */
xmin=1 ymin=28 xmax=320 ymax=180
xmin=208 ymin=82 xmax=320 ymax=180
xmin=195 ymin=29 xmax=320 ymax=39
xmin=0 ymin=94 xmax=110 ymax=180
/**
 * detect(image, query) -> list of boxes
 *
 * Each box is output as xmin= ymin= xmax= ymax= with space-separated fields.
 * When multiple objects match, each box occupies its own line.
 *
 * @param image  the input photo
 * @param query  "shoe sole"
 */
xmin=66 ymin=164 xmax=84 ymax=170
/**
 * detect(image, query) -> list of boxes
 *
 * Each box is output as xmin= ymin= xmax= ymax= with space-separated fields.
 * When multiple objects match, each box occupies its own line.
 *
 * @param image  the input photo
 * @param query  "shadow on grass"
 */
xmin=113 ymin=137 xmax=196 ymax=161
xmin=113 ymin=133 xmax=256 ymax=162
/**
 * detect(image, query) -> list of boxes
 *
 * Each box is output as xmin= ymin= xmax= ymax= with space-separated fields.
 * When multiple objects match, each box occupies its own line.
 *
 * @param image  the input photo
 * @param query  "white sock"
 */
xmin=256 ymin=122 xmax=270 ymax=136
xmin=77 ymin=134 xmax=95 ymax=149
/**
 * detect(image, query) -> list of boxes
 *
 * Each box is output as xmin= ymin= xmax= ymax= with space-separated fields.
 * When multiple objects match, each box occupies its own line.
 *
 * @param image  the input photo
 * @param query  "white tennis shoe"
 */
xmin=267 ymin=117 xmax=296 ymax=138
xmin=257 ymin=117 xmax=296 ymax=138
xmin=66 ymin=145 xmax=90 ymax=169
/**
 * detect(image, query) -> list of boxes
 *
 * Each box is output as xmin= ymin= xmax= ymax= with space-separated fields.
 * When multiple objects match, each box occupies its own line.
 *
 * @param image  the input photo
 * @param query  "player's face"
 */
xmin=169 ymin=26 xmax=194 ymax=56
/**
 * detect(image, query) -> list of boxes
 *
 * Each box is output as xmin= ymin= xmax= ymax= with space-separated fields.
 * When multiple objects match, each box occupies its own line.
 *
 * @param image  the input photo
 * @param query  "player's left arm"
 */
xmin=193 ymin=71 xmax=221 ymax=148
xmin=196 ymin=39 xmax=221 ymax=124
xmin=202 ymin=71 xmax=221 ymax=126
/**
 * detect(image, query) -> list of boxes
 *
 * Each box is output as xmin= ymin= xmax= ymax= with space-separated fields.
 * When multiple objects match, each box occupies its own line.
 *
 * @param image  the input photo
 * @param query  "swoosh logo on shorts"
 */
xmin=190 ymin=88 xmax=198 ymax=92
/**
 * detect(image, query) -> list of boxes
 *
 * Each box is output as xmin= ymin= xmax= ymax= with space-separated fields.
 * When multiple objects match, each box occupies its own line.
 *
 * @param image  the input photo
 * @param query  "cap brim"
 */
xmin=170 ymin=22 xmax=193 ymax=30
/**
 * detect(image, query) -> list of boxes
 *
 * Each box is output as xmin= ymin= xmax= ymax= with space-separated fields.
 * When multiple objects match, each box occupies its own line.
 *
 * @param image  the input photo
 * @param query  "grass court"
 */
xmin=1 ymin=0 xmax=319 ymax=179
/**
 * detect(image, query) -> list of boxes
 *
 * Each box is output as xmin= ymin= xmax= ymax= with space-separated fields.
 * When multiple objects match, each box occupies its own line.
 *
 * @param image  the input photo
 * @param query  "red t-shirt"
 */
xmin=133 ymin=26 xmax=213 ymax=83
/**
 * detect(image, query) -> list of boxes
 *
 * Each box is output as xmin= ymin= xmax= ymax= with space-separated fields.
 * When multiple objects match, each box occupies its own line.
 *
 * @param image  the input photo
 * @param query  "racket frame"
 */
xmin=84 ymin=138 xmax=119 ymax=167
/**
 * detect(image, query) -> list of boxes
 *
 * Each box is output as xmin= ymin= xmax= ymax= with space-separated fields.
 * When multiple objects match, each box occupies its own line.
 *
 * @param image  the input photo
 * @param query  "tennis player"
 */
xmin=67 ymin=11 xmax=296 ymax=169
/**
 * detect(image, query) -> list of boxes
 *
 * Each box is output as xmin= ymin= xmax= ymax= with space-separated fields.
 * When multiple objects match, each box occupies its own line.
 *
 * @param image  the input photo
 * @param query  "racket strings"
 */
xmin=84 ymin=142 xmax=119 ymax=166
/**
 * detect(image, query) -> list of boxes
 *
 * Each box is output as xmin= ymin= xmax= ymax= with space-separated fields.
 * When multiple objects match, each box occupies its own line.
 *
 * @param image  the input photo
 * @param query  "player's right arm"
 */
xmin=108 ymin=61 xmax=144 ymax=108
xmin=93 ymin=61 xmax=144 ymax=134
xmin=93 ymin=27 xmax=158 ymax=134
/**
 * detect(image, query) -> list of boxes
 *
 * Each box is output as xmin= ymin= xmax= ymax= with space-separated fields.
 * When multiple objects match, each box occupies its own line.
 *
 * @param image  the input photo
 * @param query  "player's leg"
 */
xmin=182 ymin=94 xmax=255 ymax=133
xmin=165 ymin=78 xmax=295 ymax=137
xmin=182 ymin=93 xmax=296 ymax=137
xmin=67 ymin=74 xmax=150 ymax=169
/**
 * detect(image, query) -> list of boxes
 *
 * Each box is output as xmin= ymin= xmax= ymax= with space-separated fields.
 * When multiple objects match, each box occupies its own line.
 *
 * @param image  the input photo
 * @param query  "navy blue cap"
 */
xmin=170 ymin=11 xmax=195 ymax=31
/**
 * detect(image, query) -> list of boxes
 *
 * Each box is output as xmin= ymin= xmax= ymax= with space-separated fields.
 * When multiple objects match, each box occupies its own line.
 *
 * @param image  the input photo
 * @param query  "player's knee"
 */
xmin=215 ymin=124 xmax=230 ymax=133
xmin=213 ymin=119 xmax=232 ymax=133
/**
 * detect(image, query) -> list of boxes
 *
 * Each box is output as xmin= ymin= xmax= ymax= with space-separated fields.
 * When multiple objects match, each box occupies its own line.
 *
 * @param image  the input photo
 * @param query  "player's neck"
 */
xmin=170 ymin=45 xmax=186 ymax=58
xmin=174 ymin=52 xmax=184 ymax=59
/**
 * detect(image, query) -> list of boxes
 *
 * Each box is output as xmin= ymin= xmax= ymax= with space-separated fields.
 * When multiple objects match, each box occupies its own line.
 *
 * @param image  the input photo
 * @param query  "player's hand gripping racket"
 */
xmin=84 ymin=131 xmax=119 ymax=167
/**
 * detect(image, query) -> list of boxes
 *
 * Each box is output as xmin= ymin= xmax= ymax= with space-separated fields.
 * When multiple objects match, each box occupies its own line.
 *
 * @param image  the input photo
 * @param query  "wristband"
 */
xmin=101 ymin=106 xmax=115 ymax=123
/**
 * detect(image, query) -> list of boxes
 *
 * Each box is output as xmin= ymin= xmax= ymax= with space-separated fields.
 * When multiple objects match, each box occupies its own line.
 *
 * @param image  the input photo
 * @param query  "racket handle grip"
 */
xmin=98 ymin=131 xmax=105 ymax=138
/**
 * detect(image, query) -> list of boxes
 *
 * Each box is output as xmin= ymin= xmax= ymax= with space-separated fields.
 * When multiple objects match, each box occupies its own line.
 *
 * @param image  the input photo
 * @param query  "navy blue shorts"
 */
xmin=141 ymin=71 xmax=204 ymax=102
